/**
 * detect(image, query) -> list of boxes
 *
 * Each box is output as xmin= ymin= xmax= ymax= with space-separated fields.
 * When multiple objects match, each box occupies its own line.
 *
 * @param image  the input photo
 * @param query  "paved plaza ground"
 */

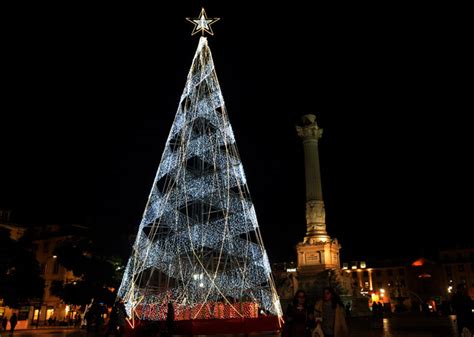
xmin=2 ymin=314 xmax=464 ymax=337
xmin=349 ymin=314 xmax=460 ymax=337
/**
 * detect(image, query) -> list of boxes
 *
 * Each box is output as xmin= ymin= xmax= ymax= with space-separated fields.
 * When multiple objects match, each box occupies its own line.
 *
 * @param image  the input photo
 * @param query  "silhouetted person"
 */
xmin=283 ymin=290 xmax=314 ymax=337
xmin=1 ymin=315 xmax=7 ymax=331
xmin=84 ymin=306 xmax=94 ymax=335
xmin=344 ymin=303 xmax=351 ymax=318
xmin=371 ymin=302 xmax=377 ymax=314
xmin=451 ymin=284 xmax=474 ymax=336
xmin=370 ymin=301 xmax=382 ymax=329
xmin=95 ymin=306 xmax=104 ymax=333
xmin=115 ymin=300 xmax=127 ymax=337
xmin=9 ymin=313 xmax=17 ymax=336
xmin=161 ymin=302 xmax=175 ymax=337
xmin=104 ymin=305 xmax=118 ymax=337
xmin=377 ymin=302 xmax=384 ymax=319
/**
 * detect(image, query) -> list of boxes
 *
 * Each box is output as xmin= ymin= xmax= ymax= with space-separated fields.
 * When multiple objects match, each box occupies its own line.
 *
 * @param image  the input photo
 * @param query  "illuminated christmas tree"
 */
xmin=118 ymin=9 xmax=282 ymax=329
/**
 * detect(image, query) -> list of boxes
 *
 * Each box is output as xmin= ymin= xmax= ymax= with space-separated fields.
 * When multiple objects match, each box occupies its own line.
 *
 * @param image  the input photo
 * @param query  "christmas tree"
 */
xmin=118 ymin=10 xmax=282 ymax=327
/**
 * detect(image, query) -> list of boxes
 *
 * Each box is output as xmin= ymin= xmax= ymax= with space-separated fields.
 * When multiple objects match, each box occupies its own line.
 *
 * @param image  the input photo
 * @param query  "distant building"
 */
xmin=439 ymin=247 xmax=474 ymax=299
xmin=31 ymin=224 xmax=85 ymax=324
xmin=0 ymin=219 xmax=29 ymax=327
xmin=341 ymin=256 xmax=470 ymax=313
xmin=0 ymin=220 xmax=85 ymax=328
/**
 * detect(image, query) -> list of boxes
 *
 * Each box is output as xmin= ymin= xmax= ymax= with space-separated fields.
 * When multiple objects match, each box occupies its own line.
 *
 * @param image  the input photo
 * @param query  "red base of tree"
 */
xmin=125 ymin=316 xmax=282 ymax=336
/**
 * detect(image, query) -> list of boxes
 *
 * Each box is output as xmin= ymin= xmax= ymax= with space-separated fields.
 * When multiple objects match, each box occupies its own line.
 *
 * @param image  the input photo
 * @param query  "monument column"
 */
xmin=296 ymin=114 xmax=329 ymax=242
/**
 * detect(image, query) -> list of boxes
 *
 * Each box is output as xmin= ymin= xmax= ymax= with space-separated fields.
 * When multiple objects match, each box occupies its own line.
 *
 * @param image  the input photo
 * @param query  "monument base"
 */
xmin=350 ymin=297 xmax=371 ymax=317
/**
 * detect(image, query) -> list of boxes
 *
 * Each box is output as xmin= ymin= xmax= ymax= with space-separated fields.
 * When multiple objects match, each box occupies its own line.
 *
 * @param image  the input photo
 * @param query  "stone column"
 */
xmin=296 ymin=114 xmax=329 ymax=241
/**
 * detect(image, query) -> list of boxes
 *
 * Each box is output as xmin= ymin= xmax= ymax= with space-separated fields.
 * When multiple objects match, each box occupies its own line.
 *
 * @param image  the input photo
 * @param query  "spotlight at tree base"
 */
xmin=117 ymin=9 xmax=282 ymax=335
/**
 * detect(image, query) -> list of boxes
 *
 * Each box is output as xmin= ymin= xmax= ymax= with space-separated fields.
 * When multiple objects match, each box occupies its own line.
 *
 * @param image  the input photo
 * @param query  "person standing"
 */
xmin=314 ymin=287 xmax=349 ymax=337
xmin=344 ymin=303 xmax=351 ymax=318
xmin=1 ymin=315 xmax=7 ymax=331
xmin=9 ymin=313 xmax=18 ymax=336
xmin=104 ymin=304 xmax=118 ymax=337
xmin=451 ymin=284 xmax=474 ymax=336
xmin=115 ymin=299 xmax=127 ymax=337
xmin=282 ymin=290 xmax=314 ymax=337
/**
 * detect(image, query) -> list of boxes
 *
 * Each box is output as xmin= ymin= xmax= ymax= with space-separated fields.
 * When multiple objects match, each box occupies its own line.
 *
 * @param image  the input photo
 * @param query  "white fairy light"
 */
xmin=118 ymin=36 xmax=282 ymax=321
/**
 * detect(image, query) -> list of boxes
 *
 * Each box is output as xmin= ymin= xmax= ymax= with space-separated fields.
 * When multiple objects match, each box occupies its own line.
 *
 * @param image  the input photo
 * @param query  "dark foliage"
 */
xmin=0 ymin=228 xmax=44 ymax=308
xmin=50 ymin=238 xmax=123 ymax=306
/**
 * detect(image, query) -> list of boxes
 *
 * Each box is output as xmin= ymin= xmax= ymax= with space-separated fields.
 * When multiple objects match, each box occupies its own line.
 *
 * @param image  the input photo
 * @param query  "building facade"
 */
xmin=439 ymin=248 xmax=474 ymax=299
xmin=0 ymin=222 xmax=83 ymax=328
xmin=341 ymin=255 xmax=473 ymax=313
xmin=32 ymin=225 xmax=84 ymax=324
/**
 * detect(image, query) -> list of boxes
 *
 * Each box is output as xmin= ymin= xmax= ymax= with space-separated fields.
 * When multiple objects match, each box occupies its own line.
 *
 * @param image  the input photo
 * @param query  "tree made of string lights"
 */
xmin=118 ymin=36 xmax=282 ymax=322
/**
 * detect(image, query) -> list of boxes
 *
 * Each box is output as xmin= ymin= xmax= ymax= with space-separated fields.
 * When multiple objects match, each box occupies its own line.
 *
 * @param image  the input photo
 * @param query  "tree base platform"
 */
xmin=125 ymin=316 xmax=282 ymax=336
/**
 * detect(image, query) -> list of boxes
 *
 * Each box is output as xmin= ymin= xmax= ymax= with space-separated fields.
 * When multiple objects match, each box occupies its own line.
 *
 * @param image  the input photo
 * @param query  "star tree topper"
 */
xmin=186 ymin=8 xmax=220 ymax=36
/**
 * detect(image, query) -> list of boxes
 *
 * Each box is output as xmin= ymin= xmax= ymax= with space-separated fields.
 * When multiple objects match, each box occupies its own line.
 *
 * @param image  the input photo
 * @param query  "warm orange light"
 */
xmin=371 ymin=294 xmax=380 ymax=303
xmin=412 ymin=258 xmax=426 ymax=266
xmin=46 ymin=309 xmax=54 ymax=320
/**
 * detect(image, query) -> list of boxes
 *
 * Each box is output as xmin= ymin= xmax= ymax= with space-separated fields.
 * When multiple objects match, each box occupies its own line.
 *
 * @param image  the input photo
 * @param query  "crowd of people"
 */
xmin=281 ymin=284 xmax=474 ymax=337
xmin=1 ymin=286 xmax=472 ymax=337
xmin=282 ymin=287 xmax=349 ymax=337
xmin=0 ymin=300 xmax=128 ymax=336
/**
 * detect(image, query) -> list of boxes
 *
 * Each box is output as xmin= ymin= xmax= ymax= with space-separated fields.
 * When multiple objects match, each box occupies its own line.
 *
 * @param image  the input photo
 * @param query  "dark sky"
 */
xmin=1 ymin=3 xmax=471 ymax=262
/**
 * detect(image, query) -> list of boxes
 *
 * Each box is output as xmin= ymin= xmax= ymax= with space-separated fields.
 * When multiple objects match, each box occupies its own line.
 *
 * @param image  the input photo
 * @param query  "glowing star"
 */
xmin=186 ymin=8 xmax=220 ymax=36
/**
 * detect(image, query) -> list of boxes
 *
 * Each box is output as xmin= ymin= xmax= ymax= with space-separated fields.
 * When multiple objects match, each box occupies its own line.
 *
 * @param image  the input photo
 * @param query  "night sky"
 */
xmin=1 ymin=3 xmax=471 ymax=263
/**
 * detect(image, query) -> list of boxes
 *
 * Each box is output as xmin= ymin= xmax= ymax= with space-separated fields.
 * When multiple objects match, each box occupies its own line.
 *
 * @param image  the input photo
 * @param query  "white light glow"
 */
xmin=117 ymin=37 xmax=282 ymax=321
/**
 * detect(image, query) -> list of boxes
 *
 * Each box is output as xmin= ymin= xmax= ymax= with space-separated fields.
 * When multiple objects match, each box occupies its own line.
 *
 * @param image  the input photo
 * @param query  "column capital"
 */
xmin=296 ymin=114 xmax=323 ymax=141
